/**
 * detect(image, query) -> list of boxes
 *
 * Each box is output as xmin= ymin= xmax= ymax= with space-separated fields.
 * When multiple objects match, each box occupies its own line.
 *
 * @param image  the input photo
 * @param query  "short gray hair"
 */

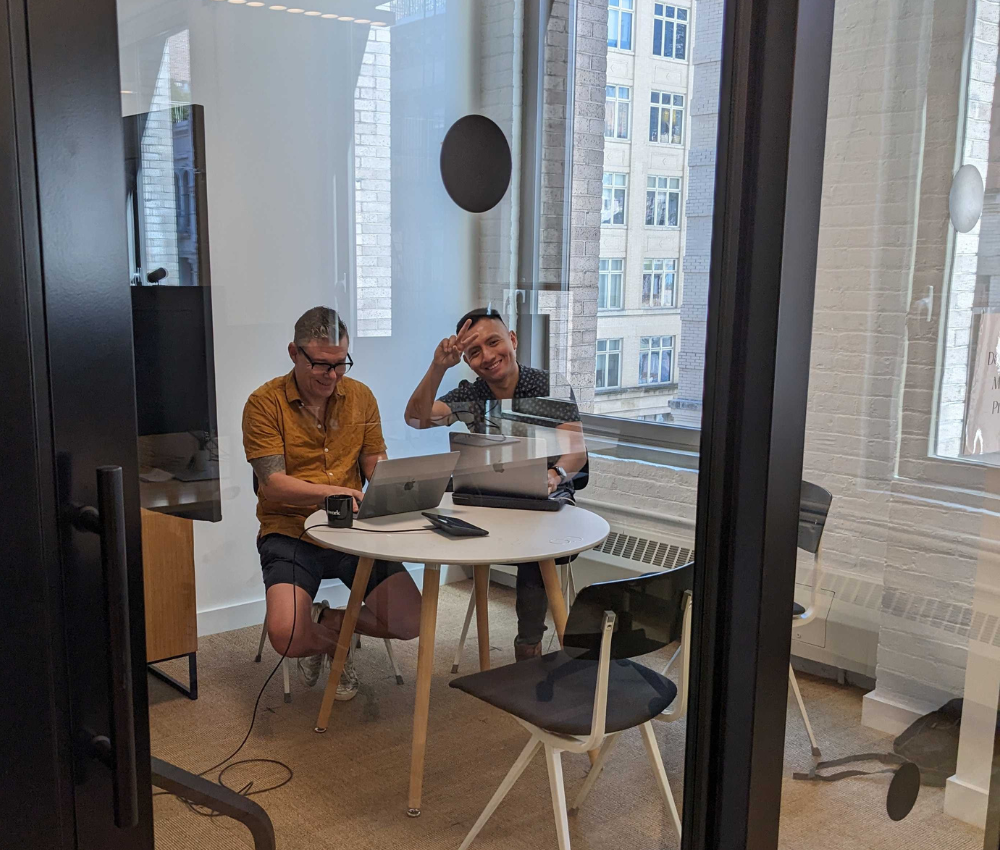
xmin=294 ymin=307 xmax=349 ymax=347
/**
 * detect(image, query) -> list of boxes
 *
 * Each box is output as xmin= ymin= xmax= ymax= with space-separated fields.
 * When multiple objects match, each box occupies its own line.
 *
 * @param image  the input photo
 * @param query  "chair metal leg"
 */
xmin=452 ymin=582 xmax=477 ymax=674
xmin=789 ymin=664 xmax=821 ymax=758
xmin=458 ymin=737 xmax=542 ymax=850
xmin=640 ymin=722 xmax=681 ymax=839
xmin=544 ymin=745 xmax=572 ymax=850
xmin=282 ymin=658 xmax=292 ymax=703
xmin=566 ymin=564 xmax=577 ymax=607
xmin=569 ymin=733 xmax=619 ymax=812
xmin=255 ymin=613 xmax=269 ymax=663
xmin=384 ymin=638 xmax=404 ymax=685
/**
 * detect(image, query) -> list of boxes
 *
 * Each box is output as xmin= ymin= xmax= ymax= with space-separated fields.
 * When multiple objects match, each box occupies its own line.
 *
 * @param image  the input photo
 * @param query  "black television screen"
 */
xmin=131 ymin=285 xmax=218 ymax=438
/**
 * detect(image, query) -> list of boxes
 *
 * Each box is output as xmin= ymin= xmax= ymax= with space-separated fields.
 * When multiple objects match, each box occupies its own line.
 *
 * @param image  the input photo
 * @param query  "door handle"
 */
xmin=71 ymin=466 xmax=139 ymax=829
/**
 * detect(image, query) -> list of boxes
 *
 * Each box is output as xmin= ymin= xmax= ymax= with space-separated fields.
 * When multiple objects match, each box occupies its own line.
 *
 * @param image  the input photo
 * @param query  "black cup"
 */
xmin=325 ymin=494 xmax=354 ymax=528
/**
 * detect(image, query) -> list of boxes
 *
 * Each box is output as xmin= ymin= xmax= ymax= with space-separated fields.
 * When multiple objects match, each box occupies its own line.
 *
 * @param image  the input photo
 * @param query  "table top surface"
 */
xmin=304 ymin=493 xmax=610 ymax=565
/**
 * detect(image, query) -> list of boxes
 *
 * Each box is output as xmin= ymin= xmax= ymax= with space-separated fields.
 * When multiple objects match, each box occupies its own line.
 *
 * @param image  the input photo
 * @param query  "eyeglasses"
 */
xmin=297 ymin=345 xmax=353 ymax=376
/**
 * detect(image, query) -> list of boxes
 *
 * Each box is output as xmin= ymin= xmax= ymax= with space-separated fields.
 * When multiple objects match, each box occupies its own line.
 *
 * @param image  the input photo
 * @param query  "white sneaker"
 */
xmin=335 ymin=645 xmax=359 ymax=701
xmin=296 ymin=599 xmax=330 ymax=687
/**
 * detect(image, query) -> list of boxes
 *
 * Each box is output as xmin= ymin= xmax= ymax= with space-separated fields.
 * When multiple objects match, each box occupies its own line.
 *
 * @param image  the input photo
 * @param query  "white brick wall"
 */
xmin=355 ymin=28 xmax=393 ymax=338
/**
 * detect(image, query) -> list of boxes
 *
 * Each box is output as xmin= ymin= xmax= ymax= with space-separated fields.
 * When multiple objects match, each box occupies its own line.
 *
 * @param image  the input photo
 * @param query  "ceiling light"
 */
xmin=121 ymin=89 xmax=134 ymax=94
xmin=247 ymin=1 xmax=265 ymax=5
xmin=286 ymin=7 xmax=304 ymax=11
xmin=228 ymin=0 xmax=247 ymax=4
xmin=355 ymin=18 xmax=371 ymax=23
xmin=321 ymin=12 xmax=338 ymax=17
xmin=304 ymin=9 xmax=321 ymax=14
xmin=371 ymin=21 xmax=387 ymax=26
xmin=338 ymin=15 xmax=354 ymax=20
xmin=269 ymin=4 xmax=286 ymax=8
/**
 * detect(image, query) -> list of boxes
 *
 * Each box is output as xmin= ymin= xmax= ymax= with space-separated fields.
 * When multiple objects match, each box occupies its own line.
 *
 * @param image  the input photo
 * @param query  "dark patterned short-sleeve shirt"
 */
xmin=438 ymin=365 xmax=586 ymax=500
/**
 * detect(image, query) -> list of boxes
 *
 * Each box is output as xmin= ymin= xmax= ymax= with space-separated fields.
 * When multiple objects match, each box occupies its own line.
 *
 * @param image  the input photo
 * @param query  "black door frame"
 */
xmin=2 ymin=0 xmax=836 ymax=847
xmin=1 ymin=0 xmax=154 ymax=846
xmin=683 ymin=0 xmax=835 ymax=848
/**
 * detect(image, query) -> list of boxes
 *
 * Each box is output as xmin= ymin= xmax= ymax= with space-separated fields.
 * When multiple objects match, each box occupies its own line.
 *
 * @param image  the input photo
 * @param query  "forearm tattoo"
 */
xmin=251 ymin=455 xmax=285 ymax=486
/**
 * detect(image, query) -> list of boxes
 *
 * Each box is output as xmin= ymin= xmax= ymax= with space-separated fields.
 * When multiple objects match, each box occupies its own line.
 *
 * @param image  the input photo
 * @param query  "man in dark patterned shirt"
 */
xmin=404 ymin=307 xmax=587 ymax=660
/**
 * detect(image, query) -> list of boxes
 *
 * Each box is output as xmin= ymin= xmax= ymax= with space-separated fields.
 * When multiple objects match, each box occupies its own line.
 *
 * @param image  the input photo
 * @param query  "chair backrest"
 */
xmin=798 ymin=481 xmax=832 ymax=554
xmin=563 ymin=562 xmax=694 ymax=661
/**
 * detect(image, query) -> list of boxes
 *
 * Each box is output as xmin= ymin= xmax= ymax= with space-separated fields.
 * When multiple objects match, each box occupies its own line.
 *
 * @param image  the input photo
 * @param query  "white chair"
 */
xmin=254 ymin=610 xmax=404 ymax=701
xmin=451 ymin=562 xmax=577 ymax=673
xmin=450 ymin=565 xmax=693 ymax=849
xmin=789 ymin=481 xmax=833 ymax=761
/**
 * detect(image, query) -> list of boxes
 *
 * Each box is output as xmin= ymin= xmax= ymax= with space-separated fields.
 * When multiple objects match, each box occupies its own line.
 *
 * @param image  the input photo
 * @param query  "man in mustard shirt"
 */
xmin=243 ymin=307 xmax=420 ymax=700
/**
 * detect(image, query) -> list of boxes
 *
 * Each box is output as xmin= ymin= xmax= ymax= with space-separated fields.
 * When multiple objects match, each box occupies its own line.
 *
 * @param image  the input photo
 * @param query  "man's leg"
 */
xmin=258 ymin=534 xmax=332 ymax=657
xmin=320 ymin=556 xmax=422 ymax=642
xmin=514 ymin=562 xmax=548 ymax=660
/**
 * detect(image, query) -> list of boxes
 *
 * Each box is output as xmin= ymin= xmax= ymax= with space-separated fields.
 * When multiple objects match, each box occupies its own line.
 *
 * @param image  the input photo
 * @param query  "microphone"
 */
xmin=146 ymin=267 xmax=168 ymax=284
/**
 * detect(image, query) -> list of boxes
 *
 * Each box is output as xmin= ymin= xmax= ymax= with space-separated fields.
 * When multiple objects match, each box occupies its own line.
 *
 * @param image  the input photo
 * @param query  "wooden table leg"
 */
xmin=408 ymin=563 xmax=440 ymax=817
xmin=314 ymin=556 xmax=374 ymax=733
xmin=473 ymin=564 xmax=491 ymax=671
xmin=539 ymin=559 xmax=568 ymax=646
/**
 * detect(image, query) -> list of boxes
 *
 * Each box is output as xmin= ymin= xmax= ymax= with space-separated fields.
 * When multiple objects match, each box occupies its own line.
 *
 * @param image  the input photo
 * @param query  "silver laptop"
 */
xmin=356 ymin=451 xmax=460 ymax=520
xmin=449 ymin=433 xmax=549 ymax=499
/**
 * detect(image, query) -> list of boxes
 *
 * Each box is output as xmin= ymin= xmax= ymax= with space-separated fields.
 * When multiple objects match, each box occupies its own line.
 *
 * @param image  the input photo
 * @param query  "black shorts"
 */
xmin=257 ymin=534 xmax=408 ymax=601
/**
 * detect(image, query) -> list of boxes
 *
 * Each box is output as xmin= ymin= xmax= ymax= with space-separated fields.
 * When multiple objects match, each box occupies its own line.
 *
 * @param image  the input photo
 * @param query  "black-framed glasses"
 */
xmin=296 ymin=345 xmax=353 ymax=376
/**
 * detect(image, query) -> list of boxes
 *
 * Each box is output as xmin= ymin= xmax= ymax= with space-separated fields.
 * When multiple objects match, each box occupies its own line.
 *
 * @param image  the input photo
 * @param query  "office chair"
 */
xmin=250 ymin=472 xmax=405 ymax=697
xmin=790 ymin=480 xmax=833 ymax=760
xmin=450 ymin=563 xmax=693 ymax=849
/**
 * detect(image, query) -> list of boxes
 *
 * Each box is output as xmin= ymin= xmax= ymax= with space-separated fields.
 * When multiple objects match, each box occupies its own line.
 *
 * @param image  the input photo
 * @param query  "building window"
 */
xmin=607 ymin=0 xmax=634 ymax=51
xmin=642 ymin=258 xmax=677 ymax=307
xmin=596 ymin=339 xmax=623 ymax=389
xmin=649 ymin=92 xmax=684 ymax=145
xmin=639 ymin=336 xmax=675 ymax=385
xmin=605 ymin=86 xmax=631 ymax=140
xmin=645 ymin=176 xmax=681 ymax=227
xmin=602 ymin=172 xmax=628 ymax=226
xmin=598 ymin=258 xmax=624 ymax=310
xmin=652 ymin=4 xmax=689 ymax=60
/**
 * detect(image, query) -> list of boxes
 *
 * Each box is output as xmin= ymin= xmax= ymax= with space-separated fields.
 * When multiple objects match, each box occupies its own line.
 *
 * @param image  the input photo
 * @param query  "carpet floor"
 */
xmin=147 ymin=580 xmax=984 ymax=850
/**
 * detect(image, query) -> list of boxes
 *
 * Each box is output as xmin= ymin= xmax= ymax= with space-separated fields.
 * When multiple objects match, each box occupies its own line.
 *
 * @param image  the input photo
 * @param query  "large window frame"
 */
xmin=639 ymin=335 xmax=675 ymax=385
xmin=645 ymin=175 xmax=682 ymax=228
xmin=602 ymin=171 xmax=628 ymax=226
xmin=649 ymin=91 xmax=685 ymax=145
xmin=595 ymin=338 xmax=623 ymax=390
xmin=652 ymin=3 xmax=689 ymax=61
xmin=598 ymin=258 xmax=624 ymax=310
xmin=642 ymin=258 xmax=677 ymax=308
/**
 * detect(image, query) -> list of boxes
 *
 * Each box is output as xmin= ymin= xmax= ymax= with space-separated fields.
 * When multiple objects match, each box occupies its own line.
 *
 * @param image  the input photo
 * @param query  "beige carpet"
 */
xmin=148 ymin=581 xmax=984 ymax=850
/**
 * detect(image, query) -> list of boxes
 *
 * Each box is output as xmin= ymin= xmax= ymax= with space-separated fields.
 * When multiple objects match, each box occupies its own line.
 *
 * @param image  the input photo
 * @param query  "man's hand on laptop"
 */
xmin=328 ymin=485 xmax=365 ymax=512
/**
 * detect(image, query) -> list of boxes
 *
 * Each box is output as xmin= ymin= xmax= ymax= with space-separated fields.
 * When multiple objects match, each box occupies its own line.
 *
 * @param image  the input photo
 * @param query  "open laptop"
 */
xmin=448 ymin=432 xmax=560 ymax=511
xmin=355 ymin=451 xmax=460 ymax=520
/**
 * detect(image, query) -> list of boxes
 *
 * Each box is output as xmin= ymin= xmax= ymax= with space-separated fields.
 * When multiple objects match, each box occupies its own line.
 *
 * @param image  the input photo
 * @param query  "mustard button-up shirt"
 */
xmin=242 ymin=371 xmax=387 ymax=539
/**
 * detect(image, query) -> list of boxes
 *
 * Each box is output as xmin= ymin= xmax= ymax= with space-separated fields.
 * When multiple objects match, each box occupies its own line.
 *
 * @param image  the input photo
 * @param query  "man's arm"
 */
xmin=404 ymin=320 xmax=473 ymax=429
xmin=359 ymin=450 xmax=388 ymax=483
xmin=547 ymin=421 xmax=587 ymax=493
xmin=250 ymin=455 xmax=364 ymax=511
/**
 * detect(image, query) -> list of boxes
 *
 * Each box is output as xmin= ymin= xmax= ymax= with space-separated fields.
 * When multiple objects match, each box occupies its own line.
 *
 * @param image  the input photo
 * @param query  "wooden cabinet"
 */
xmin=141 ymin=508 xmax=198 ymax=697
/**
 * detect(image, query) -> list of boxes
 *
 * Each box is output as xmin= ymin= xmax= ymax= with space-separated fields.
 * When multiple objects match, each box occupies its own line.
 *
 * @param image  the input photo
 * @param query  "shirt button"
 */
xmin=324 ymin=447 xmax=329 ymax=452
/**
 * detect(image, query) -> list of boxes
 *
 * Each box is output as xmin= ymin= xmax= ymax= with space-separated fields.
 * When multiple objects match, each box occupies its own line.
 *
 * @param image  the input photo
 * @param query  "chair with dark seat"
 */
xmin=450 ymin=562 xmax=693 ymax=850
xmin=788 ymin=480 xmax=833 ymax=760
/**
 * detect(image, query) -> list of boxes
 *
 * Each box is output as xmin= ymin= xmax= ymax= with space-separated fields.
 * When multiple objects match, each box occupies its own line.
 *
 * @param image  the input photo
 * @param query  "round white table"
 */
xmin=305 ymin=493 xmax=610 ymax=816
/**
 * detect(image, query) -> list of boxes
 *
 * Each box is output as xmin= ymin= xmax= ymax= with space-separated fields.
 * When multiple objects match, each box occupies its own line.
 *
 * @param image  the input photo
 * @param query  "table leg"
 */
xmin=473 ymin=564 xmax=491 ymax=671
xmin=539 ymin=559 xmax=568 ymax=646
xmin=314 ymin=556 xmax=374 ymax=733
xmin=408 ymin=563 xmax=440 ymax=817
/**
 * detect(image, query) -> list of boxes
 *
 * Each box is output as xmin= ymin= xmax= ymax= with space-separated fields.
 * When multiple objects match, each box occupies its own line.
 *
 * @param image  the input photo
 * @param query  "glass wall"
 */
xmin=122 ymin=1 xmax=714 ymax=848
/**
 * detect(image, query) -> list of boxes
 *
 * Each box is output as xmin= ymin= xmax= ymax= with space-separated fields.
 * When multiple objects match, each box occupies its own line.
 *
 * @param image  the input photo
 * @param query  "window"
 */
xmin=605 ymin=86 xmax=631 ymax=140
xmin=642 ymin=258 xmax=677 ymax=307
xmin=649 ymin=92 xmax=684 ymax=145
xmin=607 ymin=0 xmax=634 ymax=51
xmin=602 ymin=172 xmax=628 ymax=226
xmin=652 ymin=4 xmax=689 ymax=60
xmin=596 ymin=339 xmax=623 ymax=389
xmin=598 ymin=259 xmax=624 ymax=310
xmin=639 ymin=336 xmax=675 ymax=385
xmin=645 ymin=176 xmax=681 ymax=227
